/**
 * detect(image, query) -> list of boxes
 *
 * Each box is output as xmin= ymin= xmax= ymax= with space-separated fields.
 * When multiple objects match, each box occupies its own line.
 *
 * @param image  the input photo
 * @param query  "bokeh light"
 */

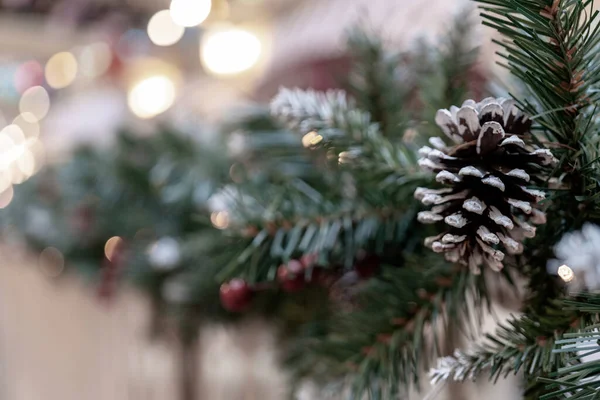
xmin=19 ymin=86 xmax=50 ymax=122
xmin=201 ymin=27 xmax=262 ymax=75
xmin=147 ymin=10 xmax=185 ymax=47
xmin=45 ymin=52 xmax=78 ymax=89
xmin=78 ymin=42 xmax=113 ymax=78
xmin=39 ymin=247 xmax=65 ymax=278
xmin=558 ymin=264 xmax=574 ymax=283
xmin=13 ymin=113 xmax=40 ymax=139
xmin=128 ymin=75 xmax=176 ymax=119
xmin=28 ymin=139 xmax=45 ymax=174
xmin=210 ymin=211 xmax=230 ymax=229
xmin=0 ymin=171 xmax=11 ymax=193
xmin=104 ymin=236 xmax=124 ymax=262
xmin=0 ymin=185 xmax=13 ymax=208
xmin=302 ymin=131 xmax=323 ymax=148
xmin=14 ymin=60 xmax=44 ymax=94
xmin=170 ymin=0 xmax=211 ymax=27
xmin=17 ymin=148 xmax=35 ymax=177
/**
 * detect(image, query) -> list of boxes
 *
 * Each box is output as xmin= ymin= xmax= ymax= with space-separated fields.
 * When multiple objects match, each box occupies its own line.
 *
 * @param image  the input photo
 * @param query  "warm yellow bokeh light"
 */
xmin=39 ymin=247 xmax=65 ymax=278
xmin=148 ymin=9 xmax=185 ymax=46
xmin=17 ymin=148 xmax=35 ymax=178
xmin=0 ymin=125 xmax=26 ymax=178
xmin=0 ymin=171 xmax=11 ymax=193
xmin=28 ymin=139 xmax=45 ymax=174
xmin=105 ymin=236 xmax=124 ymax=261
xmin=558 ymin=264 xmax=574 ymax=283
xmin=2 ymin=124 xmax=25 ymax=147
xmin=128 ymin=75 xmax=176 ymax=119
xmin=210 ymin=211 xmax=230 ymax=229
xmin=170 ymin=0 xmax=211 ymax=27
xmin=78 ymin=42 xmax=113 ymax=78
xmin=13 ymin=113 xmax=40 ymax=139
xmin=302 ymin=131 xmax=323 ymax=148
xmin=45 ymin=51 xmax=78 ymax=89
xmin=20 ymin=86 xmax=50 ymax=122
xmin=0 ymin=185 xmax=13 ymax=208
xmin=201 ymin=27 xmax=262 ymax=75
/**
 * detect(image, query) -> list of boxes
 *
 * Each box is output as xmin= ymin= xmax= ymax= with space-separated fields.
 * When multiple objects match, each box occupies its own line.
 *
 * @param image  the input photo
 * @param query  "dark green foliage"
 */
xmin=538 ymin=295 xmax=600 ymax=399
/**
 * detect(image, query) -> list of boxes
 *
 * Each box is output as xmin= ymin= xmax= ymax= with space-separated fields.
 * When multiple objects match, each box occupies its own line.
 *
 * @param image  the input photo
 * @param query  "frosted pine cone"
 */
xmin=415 ymin=98 xmax=557 ymax=272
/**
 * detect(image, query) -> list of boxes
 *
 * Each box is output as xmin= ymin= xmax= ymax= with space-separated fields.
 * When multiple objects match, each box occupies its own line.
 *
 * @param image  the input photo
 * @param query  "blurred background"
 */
xmin=0 ymin=0 xmax=520 ymax=399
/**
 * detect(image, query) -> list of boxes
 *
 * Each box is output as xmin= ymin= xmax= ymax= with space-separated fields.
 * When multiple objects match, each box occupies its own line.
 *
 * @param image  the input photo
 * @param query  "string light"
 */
xmin=19 ymin=86 xmax=50 ymax=122
xmin=170 ymin=0 xmax=211 ymax=27
xmin=301 ymin=131 xmax=323 ymax=148
xmin=13 ymin=113 xmax=40 ymax=139
xmin=201 ymin=27 xmax=262 ymax=75
xmin=17 ymin=147 xmax=35 ymax=177
xmin=45 ymin=51 xmax=78 ymax=89
xmin=0 ymin=185 xmax=13 ymax=208
xmin=558 ymin=264 xmax=575 ymax=283
xmin=128 ymin=75 xmax=176 ymax=119
xmin=78 ymin=42 xmax=113 ymax=78
xmin=210 ymin=211 xmax=230 ymax=229
xmin=0 ymin=172 xmax=10 ymax=193
xmin=147 ymin=10 xmax=185 ymax=47
xmin=104 ymin=236 xmax=124 ymax=261
xmin=14 ymin=60 xmax=43 ymax=94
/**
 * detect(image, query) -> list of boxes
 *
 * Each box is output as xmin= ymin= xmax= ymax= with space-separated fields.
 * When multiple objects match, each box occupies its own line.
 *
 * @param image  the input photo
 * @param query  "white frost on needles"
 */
xmin=429 ymin=350 xmax=474 ymax=384
xmin=548 ymin=223 xmax=600 ymax=290
xmin=270 ymin=87 xmax=350 ymax=132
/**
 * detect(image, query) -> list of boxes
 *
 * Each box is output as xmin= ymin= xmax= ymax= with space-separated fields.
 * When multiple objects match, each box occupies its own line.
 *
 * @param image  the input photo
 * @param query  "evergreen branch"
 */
xmin=537 ymin=295 xmax=600 ymax=399
xmin=474 ymin=7 xmax=600 ymax=393
xmin=417 ymin=7 xmax=481 ymax=137
xmin=475 ymin=0 xmax=600 ymax=207
xmin=345 ymin=29 xmax=409 ymax=138
xmin=429 ymin=312 xmax=573 ymax=385
xmin=287 ymin=262 xmax=493 ymax=398
xmin=270 ymin=87 xmax=380 ymax=148
xmin=213 ymin=185 xmax=424 ymax=282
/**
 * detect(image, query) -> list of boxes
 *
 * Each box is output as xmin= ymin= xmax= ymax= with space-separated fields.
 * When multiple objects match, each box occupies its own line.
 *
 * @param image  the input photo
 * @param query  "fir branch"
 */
xmin=270 ymin=87 xmax=380 ymax=148
xmin=537 ymin=295 xmax=600 ymax=399
xmin=212 ymin=185 xmax=424 ymax=282
xmin=429 ymin=311 xmax=576 ymax=386
xmin=418 ymin=7 xmax=481 ymax=137
xmin=287 ymin=263 xmax=493 ymax=398
xmin=345 ymin=29 xmax=408 ymax=138
xmin=474 ymin=6 xmax=600 ymax=392
xmin=475 ymin=0 xmax=600 ymax=206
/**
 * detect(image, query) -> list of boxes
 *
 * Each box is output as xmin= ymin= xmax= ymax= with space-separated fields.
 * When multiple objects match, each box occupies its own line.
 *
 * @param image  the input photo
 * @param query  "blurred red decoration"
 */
xmin=300 ymin=253 xmax=318 ymax=268
xmin=354 ymin=254 xmax=381 ymax=279
xmin=220 ymin=279 xmax=253 ymax=312
xmin=14 ymin=60 xmax=44 ymax=94
xmin=277 ymin=259 xmax=306 ymax=292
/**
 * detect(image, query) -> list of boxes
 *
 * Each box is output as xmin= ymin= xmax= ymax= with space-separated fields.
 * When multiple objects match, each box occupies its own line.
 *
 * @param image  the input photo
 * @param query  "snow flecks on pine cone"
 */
xmin=415 ymin=97 xmax=558 ymax=273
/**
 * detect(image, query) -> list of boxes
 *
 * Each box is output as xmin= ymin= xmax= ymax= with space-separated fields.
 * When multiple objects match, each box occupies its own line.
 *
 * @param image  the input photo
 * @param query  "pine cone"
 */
xmin=415 ymin=98 xmax=557 ymax=272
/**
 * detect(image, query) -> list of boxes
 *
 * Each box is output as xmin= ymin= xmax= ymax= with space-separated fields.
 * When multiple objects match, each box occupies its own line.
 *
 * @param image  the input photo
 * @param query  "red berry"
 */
xmin=355 ymin=254 xmax=381 ymax=279
xmin=220 ymin=279 xmax=252 ymax=312
xmin=300 ymin=253 xmax=318 ymax=268
xmin=277 ymin=260 xmax=305 ymax=292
